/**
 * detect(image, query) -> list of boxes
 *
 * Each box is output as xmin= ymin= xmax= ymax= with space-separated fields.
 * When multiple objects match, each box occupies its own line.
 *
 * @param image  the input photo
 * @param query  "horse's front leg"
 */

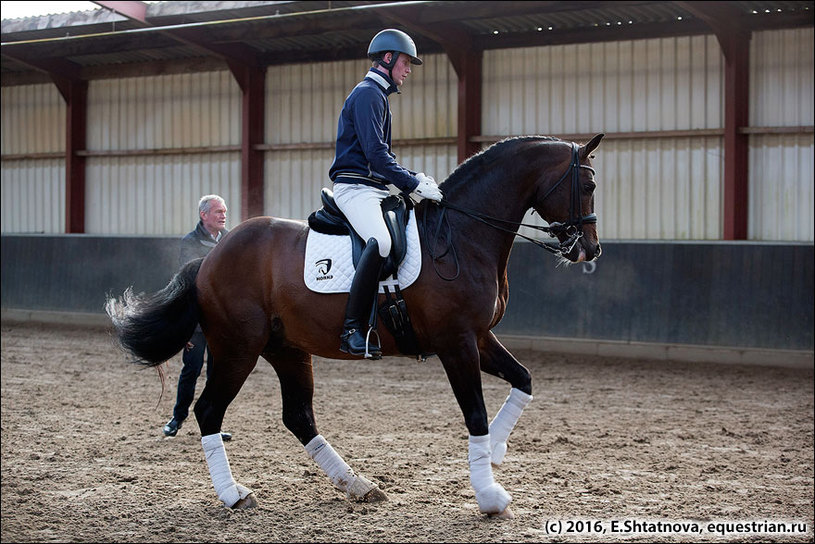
xmin=478 ymin=332 xmax=533 ymax=466
xmin=439 ymin=338 xmax=513 ymax=518
xmin=267 ymin=347 xmax=387 ymax=503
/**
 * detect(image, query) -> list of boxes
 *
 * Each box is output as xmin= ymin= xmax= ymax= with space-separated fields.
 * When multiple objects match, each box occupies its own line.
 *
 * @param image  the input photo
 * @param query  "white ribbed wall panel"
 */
xmin=1 ymin=85 xmax=66 ymax=233
xmin=85 ymin=154 xmax=241 ymax=235
xmin=483 ymin=36 xmax=723 ymax=136
xmin=749 ymin=28 xmax=814 ymax=241
xmin=595 ymin=137 xmax=723 ymax=239
xmin=749 ymin=134 xmax=814 ymax=241
xmin=82 ymin=71 xmax=241 ymax=235
xmin=264 ymin=54 xmax=457 ymax=220
xmin=266 ymin=62 xmax=359 ymax=145
xmin=264 ymin=149 xmax=334 ymax=220
xmin=1 ymin=84 xmax=65 ymax=154
xmin=483 ymin=36 xmax=724 ymax=240
xmin=395 ymin=144 xmax=459 ymax=184
xmin=751 ymin=28 xmax=814 ymax=127
xmin=88 ymin=71 xmax=240 ymax=149
xmin=1 ymin=158 xmax=65 ymax=233
xmin=388 ymin=53 xmax=456 ymax=140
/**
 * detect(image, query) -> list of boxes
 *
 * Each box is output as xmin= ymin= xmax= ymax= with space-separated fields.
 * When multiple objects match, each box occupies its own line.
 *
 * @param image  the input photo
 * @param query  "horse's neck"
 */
xmin=446 ymin=142 xmax=547 ymax=225
xmin=435 ymin=150 xmax=542 ymax=270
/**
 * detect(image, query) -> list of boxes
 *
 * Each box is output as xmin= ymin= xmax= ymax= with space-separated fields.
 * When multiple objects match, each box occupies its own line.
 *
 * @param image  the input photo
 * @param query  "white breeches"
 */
xmin=333 ymin=183 xmax=392 ymax=258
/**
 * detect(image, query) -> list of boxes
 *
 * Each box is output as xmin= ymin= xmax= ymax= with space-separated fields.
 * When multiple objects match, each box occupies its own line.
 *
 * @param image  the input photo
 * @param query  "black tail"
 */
xmin=106 ymin=258 xmax=203 ymax=367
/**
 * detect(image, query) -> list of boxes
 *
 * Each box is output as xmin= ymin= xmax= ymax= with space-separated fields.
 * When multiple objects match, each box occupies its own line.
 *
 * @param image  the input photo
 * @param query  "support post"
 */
xmin=228 ymin=63 xmax=266 ymax=220
xmin=58 ymin=79 xmax=88 ymax=234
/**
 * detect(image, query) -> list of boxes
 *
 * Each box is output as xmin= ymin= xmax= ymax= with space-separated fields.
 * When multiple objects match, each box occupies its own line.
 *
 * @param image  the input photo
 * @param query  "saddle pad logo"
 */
xmin=314 ymin=259 xmax=333 ymax=280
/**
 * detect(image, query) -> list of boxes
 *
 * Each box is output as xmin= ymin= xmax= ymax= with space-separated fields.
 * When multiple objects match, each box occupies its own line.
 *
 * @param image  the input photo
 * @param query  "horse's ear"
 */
xmin=581 ymin=133 xmax=604 ymax=159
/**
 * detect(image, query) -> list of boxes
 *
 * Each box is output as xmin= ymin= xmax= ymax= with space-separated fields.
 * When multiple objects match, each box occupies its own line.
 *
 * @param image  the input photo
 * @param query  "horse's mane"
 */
xmin=442 ymin=135 xmax=562 ymax=188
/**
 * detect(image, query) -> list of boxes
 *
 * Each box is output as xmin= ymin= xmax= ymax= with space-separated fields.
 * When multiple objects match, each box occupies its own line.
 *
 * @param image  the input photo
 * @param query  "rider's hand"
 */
xmin=416 ymin=172 xmax=436 ymax=185
xmin=413 ymin=173 xmax=443 ymax=202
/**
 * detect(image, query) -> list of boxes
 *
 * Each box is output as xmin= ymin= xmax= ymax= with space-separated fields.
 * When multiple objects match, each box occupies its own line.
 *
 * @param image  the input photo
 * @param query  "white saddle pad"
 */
xmin=304 ymin=210 xmax=422 ymax=294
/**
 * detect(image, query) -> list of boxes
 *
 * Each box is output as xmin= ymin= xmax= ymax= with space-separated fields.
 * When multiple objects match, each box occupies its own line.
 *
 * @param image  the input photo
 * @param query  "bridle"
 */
xmin=425 ymin=142 xmax=596 ymax=281
xmin=537 ymin=142 xmax=597 ymax=251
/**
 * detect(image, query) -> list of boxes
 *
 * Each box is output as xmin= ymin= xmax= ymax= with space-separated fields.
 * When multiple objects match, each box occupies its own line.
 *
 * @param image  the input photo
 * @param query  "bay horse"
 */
xmin=106 ymin=133 xmax=604 ymax=518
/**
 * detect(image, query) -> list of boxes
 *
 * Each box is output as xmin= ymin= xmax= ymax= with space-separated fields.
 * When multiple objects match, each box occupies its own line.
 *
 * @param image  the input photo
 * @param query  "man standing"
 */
xmin=163 ymin=194 xmax=232 ymax=440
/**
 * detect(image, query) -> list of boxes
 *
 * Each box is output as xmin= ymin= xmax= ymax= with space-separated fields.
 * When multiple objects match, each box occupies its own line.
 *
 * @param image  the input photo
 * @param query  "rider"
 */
xmin=329 ymin=28 xmax=443 ymax=358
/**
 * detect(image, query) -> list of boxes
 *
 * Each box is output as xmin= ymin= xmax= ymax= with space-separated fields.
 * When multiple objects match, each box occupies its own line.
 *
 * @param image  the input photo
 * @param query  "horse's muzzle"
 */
xmin=565 ymin=240 xmax=601 ymax=263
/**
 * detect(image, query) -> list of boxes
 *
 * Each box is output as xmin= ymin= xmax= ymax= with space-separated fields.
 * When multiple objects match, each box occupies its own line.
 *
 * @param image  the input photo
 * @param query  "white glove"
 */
xmin=413 ymin=173 xmax=443 ymax=202
xmin=416 ymin=172 xmax=436 ymax=185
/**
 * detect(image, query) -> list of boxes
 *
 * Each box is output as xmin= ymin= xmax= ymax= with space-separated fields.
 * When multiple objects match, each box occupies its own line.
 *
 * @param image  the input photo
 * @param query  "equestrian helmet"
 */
xmin=367 ymin=29 xmax=423 ymax=65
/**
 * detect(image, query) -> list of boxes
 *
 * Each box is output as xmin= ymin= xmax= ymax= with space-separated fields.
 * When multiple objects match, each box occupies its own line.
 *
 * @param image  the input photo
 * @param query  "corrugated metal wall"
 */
xmin=390 ymin=52 xmax=458 ymax=186
xmin=749 ymin=28 xmax=814 ymax=241
xmin=85 ymin=71 xmax=242 ymax=234
xmin=483 ymin=35 xmax=725 ymax=240
xmin=0 ymin=84 xmax=65 ymax=233
xmin=264 ymin=53 xmax=458 ymax=220
xmin=1 ymin=30 xmax=812 ymax=240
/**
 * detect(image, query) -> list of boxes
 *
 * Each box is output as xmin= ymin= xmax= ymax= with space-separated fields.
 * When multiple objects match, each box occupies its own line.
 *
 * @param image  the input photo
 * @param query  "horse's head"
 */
xmin=533 ymin=133 xmax=604 ymax=263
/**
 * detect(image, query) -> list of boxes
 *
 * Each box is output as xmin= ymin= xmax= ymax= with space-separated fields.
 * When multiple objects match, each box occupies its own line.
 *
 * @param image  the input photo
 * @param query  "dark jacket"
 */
xmin=181 ymin=221 xmax=227 ymax=334
xmin=180 ymin=220 xmax=228 ymax=267
xmin=329 ymin=69 xmax=419 ymax=193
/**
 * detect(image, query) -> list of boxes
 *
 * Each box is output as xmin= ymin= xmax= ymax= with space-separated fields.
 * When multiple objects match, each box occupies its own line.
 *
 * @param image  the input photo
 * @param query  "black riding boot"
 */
xmin=340 ymin=238 xmax=385 ymax=358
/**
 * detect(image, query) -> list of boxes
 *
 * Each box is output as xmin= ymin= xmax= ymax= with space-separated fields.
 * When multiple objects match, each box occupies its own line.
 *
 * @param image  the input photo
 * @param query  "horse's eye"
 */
xmin=584 ymin=182 xmax=596 ymax=193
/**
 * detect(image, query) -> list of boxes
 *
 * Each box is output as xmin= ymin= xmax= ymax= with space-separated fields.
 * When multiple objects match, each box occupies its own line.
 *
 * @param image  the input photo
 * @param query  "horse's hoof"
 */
xmin=362 ymin=486 xmax=388 ymax=503
xmin=347 ymin=476 xmax=388 ymax=503
xmin=489 ymin=507 xmax=514 ymax=520
xmin=232 ymin=494 xmax=258 ymax=510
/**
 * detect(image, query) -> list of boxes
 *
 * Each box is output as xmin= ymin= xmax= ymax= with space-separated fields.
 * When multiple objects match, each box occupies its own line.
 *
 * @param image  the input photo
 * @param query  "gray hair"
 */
xmin=198 ymin=194 xmax=226 ymax=214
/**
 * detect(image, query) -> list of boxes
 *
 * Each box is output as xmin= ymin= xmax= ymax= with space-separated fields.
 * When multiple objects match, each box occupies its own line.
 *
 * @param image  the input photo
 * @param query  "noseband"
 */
xmin=434 ymin=142 xmax=596 ymax=259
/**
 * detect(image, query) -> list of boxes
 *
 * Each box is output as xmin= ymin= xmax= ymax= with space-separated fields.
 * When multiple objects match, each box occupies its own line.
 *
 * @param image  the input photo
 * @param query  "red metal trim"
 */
xmin=721 ymin=31 xmax=750 ymax=240
xmin=677 ymin=1 xmax=751 ymax=240
xmin=454 ymin=50 xmax=483 ymax=163
xmin=229 ymin=64 xmax=266 ymax=220
xmin=65 ymin=80 xmax=88 ymax=234
xmin=92 ymin=1 xmax=148 ymax=24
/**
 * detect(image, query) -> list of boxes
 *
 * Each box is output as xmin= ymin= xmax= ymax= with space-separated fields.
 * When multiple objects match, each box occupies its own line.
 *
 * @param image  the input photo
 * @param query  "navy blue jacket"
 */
xmin=329 ymin=69 xmax=419 ymax=193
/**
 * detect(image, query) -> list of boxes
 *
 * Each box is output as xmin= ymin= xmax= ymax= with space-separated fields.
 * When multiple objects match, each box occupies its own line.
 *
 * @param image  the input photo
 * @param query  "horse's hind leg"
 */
xmin=478 ymin=332 xmax=533 ymax=466
xmin=265 ymin=347 xmax=387 ymax=503
xmin=195 ymin=349 xmax=260 ymax=509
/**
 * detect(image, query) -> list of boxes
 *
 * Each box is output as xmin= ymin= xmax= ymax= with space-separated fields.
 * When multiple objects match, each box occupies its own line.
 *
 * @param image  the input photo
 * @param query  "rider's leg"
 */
xmin=333 ymin=184 xmax=392 ymax=257
xmin=339 ymin=238 xmax=385 ymax=357
xmin=333 ymin=184 xmax=391 ymax=358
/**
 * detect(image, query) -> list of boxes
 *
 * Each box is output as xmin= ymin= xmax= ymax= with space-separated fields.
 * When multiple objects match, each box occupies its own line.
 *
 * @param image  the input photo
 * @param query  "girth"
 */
xmin=307 ymin=188 xmax=411 ymax=279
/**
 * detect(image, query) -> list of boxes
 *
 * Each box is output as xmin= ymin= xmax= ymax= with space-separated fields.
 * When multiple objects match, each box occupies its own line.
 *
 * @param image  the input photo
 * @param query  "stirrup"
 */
xmin=339 ymin=327 xmax=381 ymax=359
xmin=365 ymin=328 xmax=382 ymax=360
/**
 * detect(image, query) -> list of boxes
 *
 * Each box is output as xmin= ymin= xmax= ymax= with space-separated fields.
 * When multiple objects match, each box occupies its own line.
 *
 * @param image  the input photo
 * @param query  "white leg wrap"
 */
xmin=489 ymin=388 xmax=533 ymax=465
xmin=305 ymin=434 xmax=378 ymax=501
xmin=469 ymin=434 xmax=511 ymax=514
xmin=201 ymin=433 xmax=252 ymax=507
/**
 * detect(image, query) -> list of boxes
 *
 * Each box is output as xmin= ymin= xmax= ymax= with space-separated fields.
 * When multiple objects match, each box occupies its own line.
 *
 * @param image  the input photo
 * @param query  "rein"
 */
xmin=423 ymin=142 xmax=596 ymax=280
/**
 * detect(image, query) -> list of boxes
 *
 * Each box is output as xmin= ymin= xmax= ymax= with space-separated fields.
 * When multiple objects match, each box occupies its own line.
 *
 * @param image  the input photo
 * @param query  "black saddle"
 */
xmin=307 ymin=188 xmax=412 ymax=279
